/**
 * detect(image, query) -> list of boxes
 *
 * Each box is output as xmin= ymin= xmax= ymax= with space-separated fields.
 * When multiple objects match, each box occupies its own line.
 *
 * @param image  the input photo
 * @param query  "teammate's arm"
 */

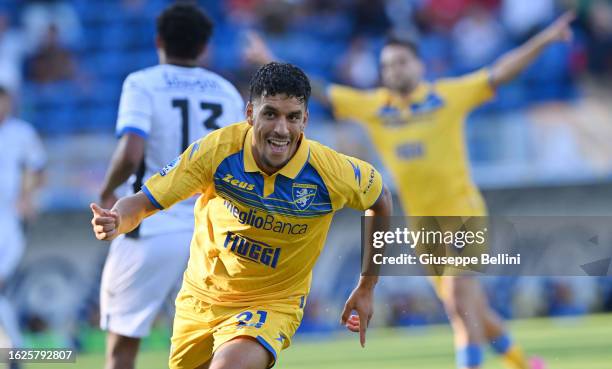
xmin=99 ymin=133 xmax=145 ymax=208
xmin=489 ymin=11 xmax=574 ymax=87
xmin=244 ymin=32 xmax=374 ymax=118
xmin=244 ymin=31 xmax=331 ymax=106
xmin=341 ymin=185 xmax=392 ymax=348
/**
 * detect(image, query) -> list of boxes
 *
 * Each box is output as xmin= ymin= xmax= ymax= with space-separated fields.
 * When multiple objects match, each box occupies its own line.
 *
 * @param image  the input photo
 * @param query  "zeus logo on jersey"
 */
xmin=224 ymin=201 xmax=308 ymax=235
xmin=159 ymin=156 xmax=181 ymax=176
xmin=222 ymin=173 xmax=255 ymax=191
xmin=224 ymin=231 xmax=281 ymax=268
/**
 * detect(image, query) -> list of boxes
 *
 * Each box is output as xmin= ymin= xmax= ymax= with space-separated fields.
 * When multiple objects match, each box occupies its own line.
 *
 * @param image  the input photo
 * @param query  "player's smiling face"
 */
xmin=380 ymin=45 xmax=424 ymax=94
xmin=247 ymin=93 xmax=308 ymax=175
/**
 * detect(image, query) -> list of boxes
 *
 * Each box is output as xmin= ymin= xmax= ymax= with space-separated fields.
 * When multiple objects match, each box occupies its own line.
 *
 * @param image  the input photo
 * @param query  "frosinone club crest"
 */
xmin=292 ymin=183 xmax=318 ymax=211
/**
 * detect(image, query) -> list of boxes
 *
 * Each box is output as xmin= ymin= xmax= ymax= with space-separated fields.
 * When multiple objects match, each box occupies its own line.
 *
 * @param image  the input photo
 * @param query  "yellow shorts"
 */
xmin=169 ymin=289 xmax=305 ymax=369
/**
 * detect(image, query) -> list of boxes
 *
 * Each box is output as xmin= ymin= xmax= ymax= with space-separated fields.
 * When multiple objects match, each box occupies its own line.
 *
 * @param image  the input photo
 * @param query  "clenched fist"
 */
xmin=90 ymin=203 xmax=120 ymax=241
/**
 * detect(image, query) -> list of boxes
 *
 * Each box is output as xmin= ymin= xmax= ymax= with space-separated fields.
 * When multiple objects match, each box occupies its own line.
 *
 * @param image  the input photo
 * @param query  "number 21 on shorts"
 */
xmin=236 ymin=310 xmax=268 ymax=329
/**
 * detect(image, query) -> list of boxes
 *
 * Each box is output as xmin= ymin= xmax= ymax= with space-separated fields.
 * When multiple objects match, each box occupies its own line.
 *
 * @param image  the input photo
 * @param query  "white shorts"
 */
xmin=100 ymin=231 xmax=192 ymax=338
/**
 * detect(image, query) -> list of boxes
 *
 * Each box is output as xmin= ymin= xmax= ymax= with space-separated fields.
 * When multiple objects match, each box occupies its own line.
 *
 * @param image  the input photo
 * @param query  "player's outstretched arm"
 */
xmin=341 ymin=185 xmax=393 ymax=348
xmin=90 ymin=191 xmax=158 ymax=241
xmin=243 ymin=31 xmax=275 ymax=67
xmin=489 ymin=11 xmax=574 ymax=87
xmin=243 ymin=31 xmax=332 ymax=106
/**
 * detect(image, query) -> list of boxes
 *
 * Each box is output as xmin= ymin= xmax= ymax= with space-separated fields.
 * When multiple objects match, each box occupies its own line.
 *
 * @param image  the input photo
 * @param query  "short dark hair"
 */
xmin=384 ymin=34 xmax=420 ymax=58
xmin=156 ymin=2 xmax=214 ymax=60
xmin=249 ymin=62 xmax=311 ymax=105
xmin=0 ymin=85 xmax=8 ymax=97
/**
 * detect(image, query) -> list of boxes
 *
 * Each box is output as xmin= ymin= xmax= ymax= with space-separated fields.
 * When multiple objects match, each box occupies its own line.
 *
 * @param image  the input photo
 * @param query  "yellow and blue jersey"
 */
xmin=328 ymin=68 xmax=495 ymax=216
xmin=143 ymin=122 xmax=383 ymax=306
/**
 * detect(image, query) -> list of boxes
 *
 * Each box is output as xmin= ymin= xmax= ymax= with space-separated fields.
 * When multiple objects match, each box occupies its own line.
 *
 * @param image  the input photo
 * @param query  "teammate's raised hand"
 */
xmin=541 ymin=11 xmax=575 ymax=43
xmin=90 ymin=203 xmax=120 ymax=241
xmin=243 ymin=31 xmax=275 ymax=66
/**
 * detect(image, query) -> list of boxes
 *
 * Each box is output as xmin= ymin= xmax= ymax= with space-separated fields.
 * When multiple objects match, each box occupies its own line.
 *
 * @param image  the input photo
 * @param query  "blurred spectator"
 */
xmin=255 ymin=0 xmax=293 ymax=35
xmin=21 ymin=0 xmax=82 ymax=51
xmin=501 ymin=0 xmax=555 ymax=40
xmin=225 ymin=0 xmax=259 ymax=26
xmin=388 ymin=293 xmax=430 ymax=326
xmin=0 ymin=12 xmax=25 ymax=93
xmin=547 ymin=278 xmax=597 ymax=316
xmin=584 ymin=0 xmax=612 ymax=76
xmin=296 ymin=1 xmax=352 ymax=40
xmin=120 ymin=0 xmax=147 ymax=14
xmin=349 ymin=0 xmax=390 ymax=36
xmin=422 ymin=0 xmax=472 ymax=31
xmin=26 ymin=23 xmax=76 ymax=84
xmin=451 ymin=4 xmax=506 ymax=72
xmin=385 ymin=0 xmax=426 ymax=37
xmin=336 ymin=36 xmax=379 ymax=88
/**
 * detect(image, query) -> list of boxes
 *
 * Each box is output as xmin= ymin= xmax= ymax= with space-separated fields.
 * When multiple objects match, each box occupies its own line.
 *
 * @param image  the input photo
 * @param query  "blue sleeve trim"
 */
xmin=142 ymin=185 xmax=164 ymax=210
xmin=256 ymin=335 xmax=277 ymax=364
xmin=116 ymin=126 xmax=148 ymax=139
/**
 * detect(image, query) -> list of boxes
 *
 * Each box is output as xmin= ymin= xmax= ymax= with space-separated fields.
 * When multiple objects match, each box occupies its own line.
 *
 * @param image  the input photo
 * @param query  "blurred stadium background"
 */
xmin=1 ymin=0 xmax=612 ymax=367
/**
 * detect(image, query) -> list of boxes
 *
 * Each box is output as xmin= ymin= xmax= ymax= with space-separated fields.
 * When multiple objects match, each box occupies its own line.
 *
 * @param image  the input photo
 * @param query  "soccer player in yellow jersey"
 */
xmin=91 ymin=62 xmax=392 ymax=369
xmin=245 ymin=11 xmax=575 ymax=369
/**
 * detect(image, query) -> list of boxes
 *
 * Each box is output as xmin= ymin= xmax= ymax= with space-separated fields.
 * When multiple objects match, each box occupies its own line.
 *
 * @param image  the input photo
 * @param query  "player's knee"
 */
xmin=209 ymin=338 xmax=270 ymax=369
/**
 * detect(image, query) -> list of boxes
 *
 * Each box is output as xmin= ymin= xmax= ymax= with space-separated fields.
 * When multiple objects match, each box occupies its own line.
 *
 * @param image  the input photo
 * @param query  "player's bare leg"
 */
xmin=482 ymin=307 xmax=506 ymax=339
xmin=104 ymin=332 xmax=140 ymax=369
xmin=440 ymin=277 xmax=486 ymax=369
xmin=480 ymin=299 xmax=538 ymax=369
xmin=208 ymin=337 xmax=271 ymax=369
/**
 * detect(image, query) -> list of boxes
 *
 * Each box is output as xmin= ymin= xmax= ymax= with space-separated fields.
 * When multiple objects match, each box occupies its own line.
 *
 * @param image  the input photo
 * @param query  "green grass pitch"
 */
xmin=25 ymin=314 xmax=612 ymax=369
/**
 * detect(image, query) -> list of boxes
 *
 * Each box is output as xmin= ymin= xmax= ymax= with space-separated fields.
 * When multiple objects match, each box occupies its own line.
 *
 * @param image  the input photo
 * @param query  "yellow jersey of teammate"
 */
xmin=328 ymin=69 xmax=494 ymax=216
xmin=143 ymin=121 xmax=383 ymax=307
